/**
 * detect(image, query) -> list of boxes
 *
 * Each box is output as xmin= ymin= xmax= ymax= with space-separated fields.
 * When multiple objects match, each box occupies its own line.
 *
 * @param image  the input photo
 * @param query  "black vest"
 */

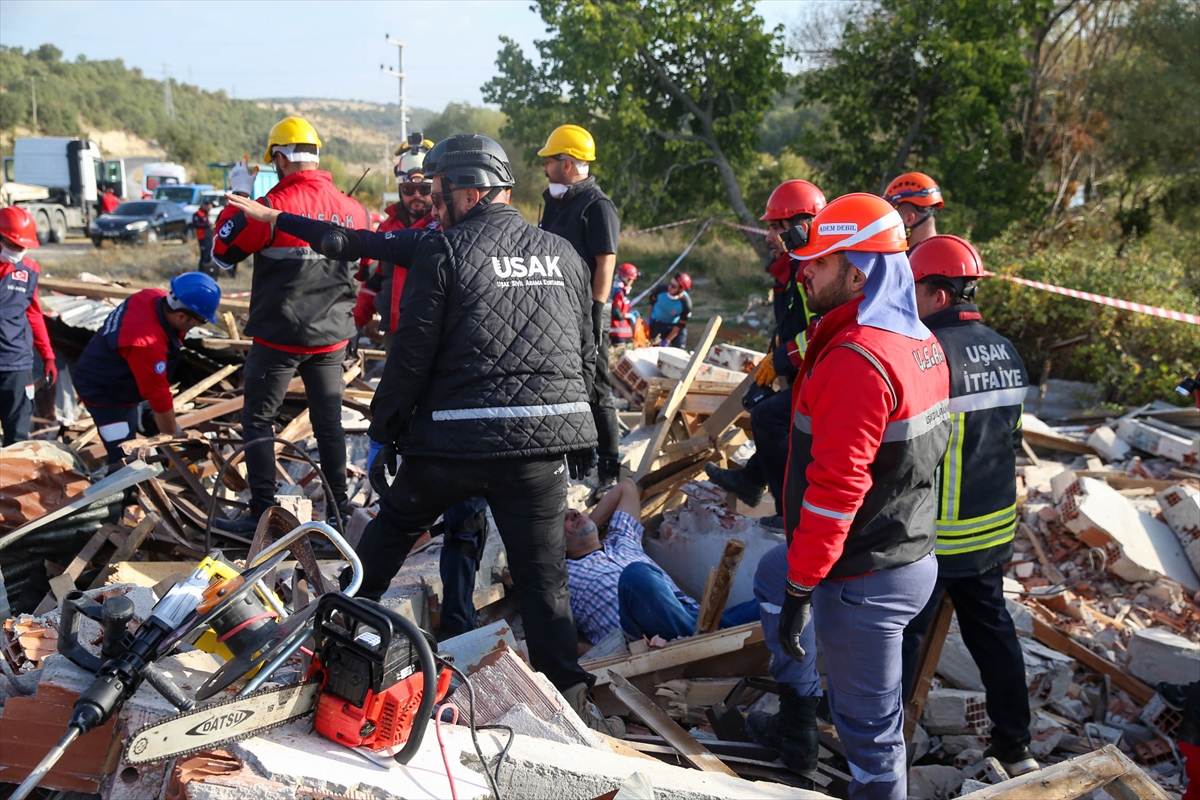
xmin=539 ymin=177 xmax=611 ymax=276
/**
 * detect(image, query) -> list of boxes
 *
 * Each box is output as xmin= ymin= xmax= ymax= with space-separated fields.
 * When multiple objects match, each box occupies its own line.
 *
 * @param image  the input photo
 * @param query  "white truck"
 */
xmin=0 ymin=136 xmax=137 ymax=244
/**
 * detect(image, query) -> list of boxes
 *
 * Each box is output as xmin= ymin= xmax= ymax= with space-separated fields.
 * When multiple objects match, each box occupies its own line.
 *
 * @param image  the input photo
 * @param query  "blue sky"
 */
xmin=0 ymin=0 xmax=807 ymax=110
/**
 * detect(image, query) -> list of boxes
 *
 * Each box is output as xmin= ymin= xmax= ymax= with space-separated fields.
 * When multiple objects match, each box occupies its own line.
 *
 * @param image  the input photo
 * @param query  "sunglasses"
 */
xmin=401 ymin=183 xmax=432 ymax=197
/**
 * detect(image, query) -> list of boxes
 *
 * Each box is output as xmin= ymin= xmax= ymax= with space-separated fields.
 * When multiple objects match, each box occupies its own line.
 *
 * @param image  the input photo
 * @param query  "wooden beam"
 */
xmin=88 ymin=513 xmax=160 ymax=589
xmin=1023 ymin=429 xmax=1096 ymax=456
xmin=221 ymin=311 xmax=240 ymax=341
xmin=698 ymin=371 xmax=755 ymax=443
xmin=694 ymin=538 xmax=746 ymax=634
xmin=955 ymin=744 xmax=1169 ymax=800
xmin=176 ymin=396 xmax=244 ymax=428
xmin=904 ymin=593 xmax=954 ymax=742
xmin=40 ymin=277 xmax=250 ymax=313
xmin=634 ymin=316 xmax=722 ymax=481
xmin=173 ymin=364 xmax=239 ymax=410
xmin=1031 ymin=618 xmax=1155 ymax=705
xmin=587 ymin=622 xmax=763 ymax=686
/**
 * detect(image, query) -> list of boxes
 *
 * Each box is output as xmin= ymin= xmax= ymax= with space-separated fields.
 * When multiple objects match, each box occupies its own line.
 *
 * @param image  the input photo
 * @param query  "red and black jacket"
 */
xmin=73 ymin=289 xmax=183 ymax=413
xmin=356 ymin=203 xmax=439 ymax=332
xmin=783 ymin=297 xmax=951 ymax=586
xmin=610 ymin=280 xmax=633 ymax=342
xmin=0 ymin=256 xmax=54 ymax=373
xmin=192 ymin=209 xmax=211 ymax=243
xmin=211 ymin=170 xmax=368 ymax=352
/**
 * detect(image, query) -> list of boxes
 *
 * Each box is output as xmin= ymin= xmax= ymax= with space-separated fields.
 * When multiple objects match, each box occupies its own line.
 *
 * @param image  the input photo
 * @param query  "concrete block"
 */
xmin=1005 ymin=598 xmax=1034 ymax=638
xmin=1050 ymin=469 xmax=1079 ymax=504
xmin=1158 ymin=483 xmax=1200 ymax=576
xmin=1021 ymin=640 xmax=1074 ymax=709
xmin=705 ymin=343 xmax=763 ymax=373
xmin=963 ymin=756 xmax=1009 ymax=785
xmin=936 ymin=629 xmax=985 ymax=692
xmin=657 ymin=350 xmax=744 ymax=384
xmin=274 ymin=494 xmax=312 ymax=523
xmin=1058 ymin=476 xmax=1199 ymax=591
xmin=613 ymin=348 xmax=669 ymax=396
xmin=954 ymin=748 xmax=985 ymax=769
xmin=959 ymin=779 xmax=990 ymax=794
xmin=922 ymin=689 xmax=990 ymax=735
xmin=1126 ymin=627 xmax=1200 ymax=686
xmin=1116 ymin=417 xmax=1199 ymax=465
xmin=908 ymin=764 xmax=964 ymax=799
xmin=1088 ymin=426 xmax=1131 ymax=462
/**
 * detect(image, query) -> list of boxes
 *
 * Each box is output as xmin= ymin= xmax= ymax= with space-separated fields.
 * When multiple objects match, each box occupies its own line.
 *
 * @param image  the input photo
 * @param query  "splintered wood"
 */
xmin=694 ymin=538 xmax=746 ymax=634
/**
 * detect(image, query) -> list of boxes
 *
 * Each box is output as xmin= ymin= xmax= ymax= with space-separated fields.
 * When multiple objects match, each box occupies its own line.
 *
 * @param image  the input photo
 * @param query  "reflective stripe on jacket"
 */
xmin=924 ymin=304 xmax=1028 ymax=577
xmin=783 ymin=297 xmax=951 ymax=586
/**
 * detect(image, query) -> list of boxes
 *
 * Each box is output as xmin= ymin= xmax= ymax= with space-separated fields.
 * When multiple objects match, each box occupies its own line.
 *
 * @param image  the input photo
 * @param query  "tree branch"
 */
xmin=660 ymin=159 xmax=719 ymax=191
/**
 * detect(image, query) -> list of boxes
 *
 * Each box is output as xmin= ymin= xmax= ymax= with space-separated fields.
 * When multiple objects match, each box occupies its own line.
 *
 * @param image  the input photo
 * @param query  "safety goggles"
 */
xmin=401 ymin=183 xmax=432 ymax=197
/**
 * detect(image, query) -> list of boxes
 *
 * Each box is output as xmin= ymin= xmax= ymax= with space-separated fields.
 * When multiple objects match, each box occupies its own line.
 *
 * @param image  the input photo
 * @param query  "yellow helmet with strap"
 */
xmin=537 ymin=124 xmax=596 ymax=162
xmin=263 ymin=117 xmax=323 ymax=164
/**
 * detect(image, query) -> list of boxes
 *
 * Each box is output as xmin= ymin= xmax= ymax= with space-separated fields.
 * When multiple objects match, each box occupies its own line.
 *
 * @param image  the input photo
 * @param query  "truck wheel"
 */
xmin=35 ymin=210 xmax=51 ymax=245
xmin=49 ymin=211 xmax=67 ymax=244
xmin=92 ymin=237 xmax=104 ymax=248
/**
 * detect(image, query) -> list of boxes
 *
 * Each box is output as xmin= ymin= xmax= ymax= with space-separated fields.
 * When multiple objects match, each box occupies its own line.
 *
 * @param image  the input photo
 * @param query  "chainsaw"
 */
xmin=12 ymin=520 xmax=362 ymax=800
xmin=123 ymin=592 xmax=451 ymax=766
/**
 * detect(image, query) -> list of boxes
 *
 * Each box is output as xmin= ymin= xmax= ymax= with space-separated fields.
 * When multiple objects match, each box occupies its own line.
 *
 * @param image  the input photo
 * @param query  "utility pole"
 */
xmin=30 ymin=77 xmax=37 ymax=132
xmin=381 ymin=35 xmax=409 ymax=141
xmin=162 ymin=65 xmax=175 ymax=119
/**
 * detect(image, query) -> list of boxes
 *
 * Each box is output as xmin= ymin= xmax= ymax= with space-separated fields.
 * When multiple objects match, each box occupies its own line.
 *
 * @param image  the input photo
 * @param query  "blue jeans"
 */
xmin=618 ymin=561 xmax=758 ymax=640
xmin=754 ymin=544 xmax=822 ymax=697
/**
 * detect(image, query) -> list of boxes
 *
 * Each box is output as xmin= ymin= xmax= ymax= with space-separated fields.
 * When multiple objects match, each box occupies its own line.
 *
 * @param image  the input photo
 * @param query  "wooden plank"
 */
xmin=62 ymin=527 xmax=115 ymax=583
xmin=1072 ymin=472 xmax=1177 ymax=492
xmin=173 ymin=364 xmax=240 ymax=410
xmin=904 ymin=593 xmax=954 ymax=742
xmin=1020 ymin=522 xmax=1066 ymax=584
xmin=606 ymin=671 xmax=738 ymax=777
xmin=633 ymin=316 xmax=722 ymax=481
xmin=694 ymin=538 xmax=746 ymax=634
xmin=1031 ymin=618 xmax=1154 ymax=705
xmin=639 ymin=453 xmax=712 ymax=499
xmin=221 ymin=311 xmax=240 ymax=341
xmin=645 ymin=377 xmax=741 ymax=396
xmin=679 ymin=394 xmax=724 ymax=415
xmin=87 ymin=513 xmax=161 ymax=590
xmin=955 ymin=745 xmax=1156 ymax=800
xmin=1105 ymin=762 xmax=1174 ymax=800
xmin=698 ymin=371 xmax=755 ymax=443
xmin=176 ymin=396 xmax=244 ymax=428
xmin=587 ymin=622 xmax=763 ymax=686
xmin=1023 ymin=429 xmax=1096 ymax=456
xmin=39 ymin=277 xmax=250 ymax=313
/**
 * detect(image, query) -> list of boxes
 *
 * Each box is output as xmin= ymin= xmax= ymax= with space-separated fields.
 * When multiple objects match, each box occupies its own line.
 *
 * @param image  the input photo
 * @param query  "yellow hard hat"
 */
xmin=537 ymin=124 xmax=596 ymax=162
xmin=263 ymin=117 xmax=323 ymax=164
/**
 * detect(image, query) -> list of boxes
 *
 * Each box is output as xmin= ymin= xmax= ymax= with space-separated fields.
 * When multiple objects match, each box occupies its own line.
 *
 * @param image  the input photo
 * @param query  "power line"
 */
xmin=381 ymin=35 xmax=409 ymax=141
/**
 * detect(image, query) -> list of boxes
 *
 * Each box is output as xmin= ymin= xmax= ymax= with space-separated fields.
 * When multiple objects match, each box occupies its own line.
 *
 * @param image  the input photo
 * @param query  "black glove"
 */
xmin=591 ymin=300 xmax=605 ymax=345
xmin=369 ymin=441 xmax=399 ymax=495
xmin=779 ymin=589 xmax=813 ymax=662
xmin=566 ymin=447 xmax=598 ymax=481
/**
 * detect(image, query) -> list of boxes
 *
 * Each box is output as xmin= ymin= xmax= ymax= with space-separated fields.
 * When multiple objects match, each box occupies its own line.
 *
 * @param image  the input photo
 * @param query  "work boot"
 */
xmin=211 ymin=516 xmax=258 ymax=535
xmin=564 ymin=682 xmax=626 ymax=739
xmin=705 ymin=463 xmax=766 ymax=508
xmin=746 ymin=688 xmax=820 ymax=783
xmin=983 ymin=742 xmax=1039 ymax=777
xmin=758 ymin=514 xmax=785 ymax=532
xmin=595 ymin=455 xmax=622 ymax=493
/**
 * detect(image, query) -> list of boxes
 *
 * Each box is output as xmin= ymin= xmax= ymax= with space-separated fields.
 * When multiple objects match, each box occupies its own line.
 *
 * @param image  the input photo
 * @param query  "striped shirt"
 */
xmin=566 ymin=511 xmax=699 ymax=643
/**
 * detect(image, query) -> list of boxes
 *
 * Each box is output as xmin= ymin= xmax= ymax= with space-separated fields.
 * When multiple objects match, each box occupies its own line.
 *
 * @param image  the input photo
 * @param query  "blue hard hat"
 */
xmin=168 ymin=272 xmax=221 ymax=324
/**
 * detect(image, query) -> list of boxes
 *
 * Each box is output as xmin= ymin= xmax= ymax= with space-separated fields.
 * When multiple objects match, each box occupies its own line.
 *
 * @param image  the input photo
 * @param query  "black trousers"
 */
xmin=82 ymin=401 xmax=139 ymax=464
xmin=592 ymin=307 xmax=620 ymax=460
xmin=0 ymin=369 xmax=33 ymax=447
xmin=356 ymin=453 xmax=591 ymax=692
xmin=439 ymin=495 xmax=489 ymax=637
xmin=901 ymin=564 xmax=1032 ymax=751
xmin=241 ymin=344 xmax=349 ymax=518
xmin=748 ymin=388 xmax=792 ymax=515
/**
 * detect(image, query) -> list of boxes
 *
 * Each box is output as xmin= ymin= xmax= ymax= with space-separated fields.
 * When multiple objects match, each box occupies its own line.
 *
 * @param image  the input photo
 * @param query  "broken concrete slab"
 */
xmin=1125 ymin=627 xmax=1200 ymax=686
xmin=704 ymin=343 xmax=763 ymax=374
xmin=1157 ymin=483 xmax=1200 ymax=576
xmin=1057 ymin=476 xmax=1199 ymax=591
xmin=1088 ymin=425 xmax=1131 ymax=462
xmin=1116 ymin=417 xmax=1199 ymax=466
xmin=908 ymin=764 xmax=965 ymax=798
xmin=922 ymin=688 xmax=990 ymax=735
xmin=657 ymin=349 xmax=745 ymax=384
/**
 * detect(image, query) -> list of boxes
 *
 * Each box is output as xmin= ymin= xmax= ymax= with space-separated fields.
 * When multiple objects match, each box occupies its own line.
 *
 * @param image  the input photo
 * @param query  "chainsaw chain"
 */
xmin=123 ymin=680 xmax=320 ymax=765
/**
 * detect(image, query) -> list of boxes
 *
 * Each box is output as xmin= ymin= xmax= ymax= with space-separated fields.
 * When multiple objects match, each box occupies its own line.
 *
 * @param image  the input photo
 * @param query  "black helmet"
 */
xmin=425 ymin=134 xmax=515 ymax=189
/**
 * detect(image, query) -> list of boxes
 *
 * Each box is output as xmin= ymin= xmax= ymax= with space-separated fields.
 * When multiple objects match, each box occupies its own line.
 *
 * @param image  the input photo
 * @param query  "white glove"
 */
xmin=229 ymin=156 xmax=258 ymax=197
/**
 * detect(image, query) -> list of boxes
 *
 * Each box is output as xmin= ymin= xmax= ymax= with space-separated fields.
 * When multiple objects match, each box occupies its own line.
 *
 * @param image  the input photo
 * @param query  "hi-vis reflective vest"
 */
xmin=924 ymin=304 xmax=1028 ymax=577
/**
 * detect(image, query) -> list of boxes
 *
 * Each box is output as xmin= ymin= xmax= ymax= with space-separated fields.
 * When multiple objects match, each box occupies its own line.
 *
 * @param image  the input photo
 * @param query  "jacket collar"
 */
xmin=921 ymin=303 xmax=983 ymax=329
xmin=542 ymin=176 xmax=597 ymax=204
xmin=797 ymin=296 xmax=864 ymax=379
xmin=272 ymin=169 xmax=335 ymax=192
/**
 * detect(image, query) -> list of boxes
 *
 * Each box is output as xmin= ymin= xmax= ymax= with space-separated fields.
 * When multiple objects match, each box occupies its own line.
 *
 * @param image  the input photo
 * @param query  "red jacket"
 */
xmin=354 ymin=204 xmax=439 ymax=332
xmin=212 ymin=170 xmax=368 ymax=352
xmin=783 ymin=297 xmax=950 ymax=587
xmin=101 ymin=193 xmax=120 ymax=214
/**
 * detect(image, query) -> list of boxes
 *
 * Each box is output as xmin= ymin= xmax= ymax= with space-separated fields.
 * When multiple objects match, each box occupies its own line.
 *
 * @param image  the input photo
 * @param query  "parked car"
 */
xmin=89 ymin=201 xmax=191 ymax=246
xmin=152 ymin=183 xmax=216 ymax=218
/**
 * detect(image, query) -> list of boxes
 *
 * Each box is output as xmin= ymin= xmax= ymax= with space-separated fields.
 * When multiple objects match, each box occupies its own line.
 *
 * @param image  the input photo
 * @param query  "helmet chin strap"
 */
xmin=908 ymin=209 xmax=935 ymax=236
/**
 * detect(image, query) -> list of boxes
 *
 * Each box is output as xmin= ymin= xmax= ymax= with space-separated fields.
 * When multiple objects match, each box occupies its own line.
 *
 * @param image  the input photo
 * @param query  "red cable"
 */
xmin=216 ymin=612 xmax=277 ymax=643
xmin=434 ymin=703 xmax=460 ymax=800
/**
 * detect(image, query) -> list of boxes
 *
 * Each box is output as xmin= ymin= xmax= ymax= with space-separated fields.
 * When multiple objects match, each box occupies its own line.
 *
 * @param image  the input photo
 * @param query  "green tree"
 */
xmin=798 ymin=0 xmax=1051 ymax=239
xmin=483 ymin=0 xmax=786 ymax=262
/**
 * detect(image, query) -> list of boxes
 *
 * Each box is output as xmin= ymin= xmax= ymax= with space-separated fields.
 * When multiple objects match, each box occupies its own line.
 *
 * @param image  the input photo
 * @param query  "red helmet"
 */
xmin=883 ymin=172 xmax=944 ymax=209
xmin=0 ymin=206 xmax=41 ymax=250
xmin=791 ymin=193 xmax=907 ymax=260
xmin=908 ymin=235 xmax=984 ymax=282
xmin=618 ymin=263 xmax=640 ymax=281
xmin=673 ymin=272 xmax=692 ymax=292
xmin=760 ymin=180 xmax=827 ymax=221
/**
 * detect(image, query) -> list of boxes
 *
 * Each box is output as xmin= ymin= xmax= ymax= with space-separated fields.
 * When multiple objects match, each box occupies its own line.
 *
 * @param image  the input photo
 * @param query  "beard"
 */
xmin=804 ymin=260 xmax=858 ymax=316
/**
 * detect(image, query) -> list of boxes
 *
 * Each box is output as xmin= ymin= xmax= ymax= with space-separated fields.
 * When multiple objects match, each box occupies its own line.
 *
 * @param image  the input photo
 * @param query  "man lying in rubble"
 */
xmin=565 ymin=477 xmax=759 ymax=645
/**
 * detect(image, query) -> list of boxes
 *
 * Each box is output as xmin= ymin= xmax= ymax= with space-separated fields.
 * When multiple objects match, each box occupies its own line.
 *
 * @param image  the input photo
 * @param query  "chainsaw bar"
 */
xmin=123 ymin=681 xmax=321 ymax=765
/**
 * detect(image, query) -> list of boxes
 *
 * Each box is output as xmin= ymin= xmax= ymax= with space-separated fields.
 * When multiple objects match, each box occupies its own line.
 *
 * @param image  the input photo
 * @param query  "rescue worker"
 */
xmin=0 ymin=206 xmax=56 ymax=446
xmin=193 ymin=199 xmax=215 ymax=275
xmin=353 ymin=131 xmax=440 ymax=353
xmin=223 ymin=134 xmax=621 ymax=737
xmin=707 ymin=180 xmax=826 ymax=525
xmin=773 ymin=193 xmax=950 ymax=798
xmin=883 ymin=171 xmax=943 ymax=250
xmin=537 ymin=124 xmax=623 ymax=491
xmin=73 ymin=273 xmax=220 ymax=464
xmin=900 ymin=235 xmax=1037 ymax=776
xmin=211 ymin=117 xmax=369 ymax=533
xmin=609 ymin=262 xmax=639 ymax=346
xmin=100 ymin=187 xmax=120 ymax=215
xmin=647 ymin=272 xmax=692 ymax=347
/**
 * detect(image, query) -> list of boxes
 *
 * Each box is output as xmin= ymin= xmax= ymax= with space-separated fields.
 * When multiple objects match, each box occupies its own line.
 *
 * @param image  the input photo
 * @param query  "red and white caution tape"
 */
xmin=985 ymin=272 xmax=1200 ymax=325
xmin=619 ymin=218 xmax=704 ymax=238
xmin=629 ymin=218 xmax=714 ymax=307
xmin=222 ymin=291 xmax=252 ymax=298
xmin=716 ymin=219 xmax=770 ymax=236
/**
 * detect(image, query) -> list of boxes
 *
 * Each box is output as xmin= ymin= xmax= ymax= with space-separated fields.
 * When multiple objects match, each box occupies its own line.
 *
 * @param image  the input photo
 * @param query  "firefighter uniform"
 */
xmin=901 ymin=302 xmax=1033 ymax=761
